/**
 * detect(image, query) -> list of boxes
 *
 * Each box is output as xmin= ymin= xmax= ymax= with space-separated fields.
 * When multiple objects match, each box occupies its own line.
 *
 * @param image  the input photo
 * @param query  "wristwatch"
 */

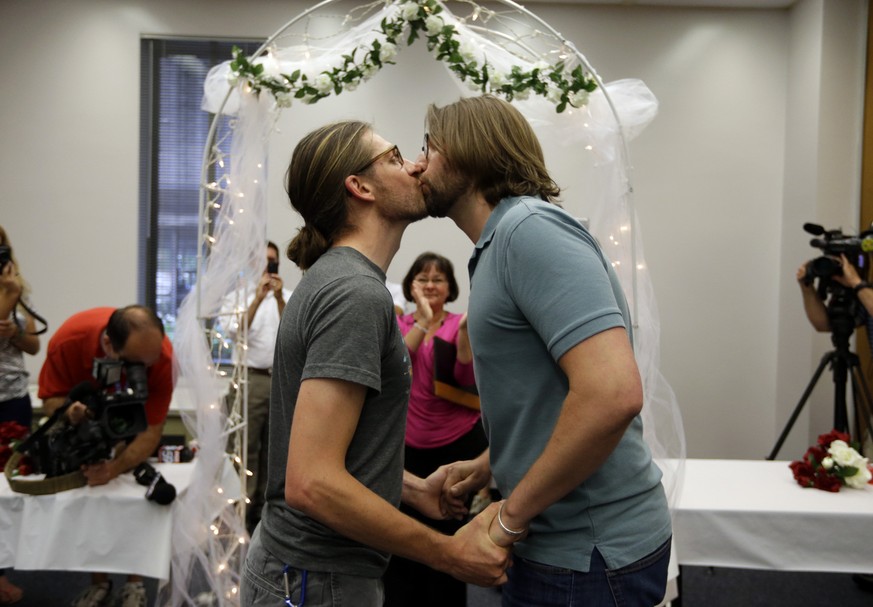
xmin=853 ymin=281 xmax=871 ymax=294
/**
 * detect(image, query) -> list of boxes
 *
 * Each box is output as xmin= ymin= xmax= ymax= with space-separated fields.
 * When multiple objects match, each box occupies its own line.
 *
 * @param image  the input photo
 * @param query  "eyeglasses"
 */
xmin=413 ymin=277 xmax=447 ymax=285
xmin=422 ymin=133 xmax=429 ymax=159
xmin=354 ymin=145 xmax=403 ymax=174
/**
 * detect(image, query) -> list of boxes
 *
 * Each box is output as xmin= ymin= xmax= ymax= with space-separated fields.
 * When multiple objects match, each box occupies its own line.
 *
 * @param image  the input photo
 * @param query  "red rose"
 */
xmin=817 ymin=429 xmax=850 ymax=448
xmin=17 ymin=463 xmax=32 ymax=476
xmin=790 ymin=460 xmax=815 ymax=487
xmin=804 ymin=446 xmax=827 ymax=465
xmin=0 ymin=421 xmax=28 ymax=441
xmin=813 ymin=473 xmax=842 ymax=492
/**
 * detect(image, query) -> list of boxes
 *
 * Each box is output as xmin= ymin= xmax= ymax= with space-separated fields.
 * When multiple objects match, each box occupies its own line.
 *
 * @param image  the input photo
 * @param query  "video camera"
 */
xmin=802 ymin=223 xmax=873 ymax=286
xmin=34 ymin=359 xmax=149 ymax=478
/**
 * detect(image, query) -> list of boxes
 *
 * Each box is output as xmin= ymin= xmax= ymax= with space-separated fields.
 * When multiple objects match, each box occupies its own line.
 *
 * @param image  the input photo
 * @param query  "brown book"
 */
xmin=432 ymin=336 xmax=480 ymax=411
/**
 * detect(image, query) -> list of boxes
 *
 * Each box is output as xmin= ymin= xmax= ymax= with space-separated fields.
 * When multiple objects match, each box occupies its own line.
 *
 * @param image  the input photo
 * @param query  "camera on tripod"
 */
xmin=36 ymin=359 xmax=149 ymax=478
xmin=802 ymin=222 xmax=873 ymax=287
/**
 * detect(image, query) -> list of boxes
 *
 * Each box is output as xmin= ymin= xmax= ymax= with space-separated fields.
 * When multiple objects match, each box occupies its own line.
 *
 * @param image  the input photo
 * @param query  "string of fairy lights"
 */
xmin=190 ymin=1 xmax=643 ymax=604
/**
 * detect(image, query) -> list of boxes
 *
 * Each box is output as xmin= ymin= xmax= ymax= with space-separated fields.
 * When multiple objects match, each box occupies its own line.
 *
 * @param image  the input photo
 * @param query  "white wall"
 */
xmin=1 ymin=0 xmax=867 ymax=458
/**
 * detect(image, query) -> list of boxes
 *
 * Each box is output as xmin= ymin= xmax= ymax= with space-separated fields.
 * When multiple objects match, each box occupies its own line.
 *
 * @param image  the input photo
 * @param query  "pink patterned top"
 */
xmin=397 ymin=312 xmax=481 ymax=449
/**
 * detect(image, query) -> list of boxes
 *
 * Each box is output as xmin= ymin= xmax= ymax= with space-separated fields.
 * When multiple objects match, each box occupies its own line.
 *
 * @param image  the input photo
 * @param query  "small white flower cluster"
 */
xmin=227 ymin=0 xmax=597 ymax=113
xmin=822 ymin=440 xmax=872 ymax=489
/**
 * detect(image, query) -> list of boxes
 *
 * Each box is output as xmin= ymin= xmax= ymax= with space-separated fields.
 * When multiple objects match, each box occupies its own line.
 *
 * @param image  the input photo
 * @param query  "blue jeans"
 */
xmin=241 ymin=526 xmax=383 ymax=607
xmin=503 ymin=538 xmax=671 ymax=607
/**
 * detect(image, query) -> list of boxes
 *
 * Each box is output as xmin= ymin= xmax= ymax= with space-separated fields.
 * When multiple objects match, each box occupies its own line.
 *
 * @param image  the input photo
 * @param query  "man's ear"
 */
xmin=345 ymin=174 xmax=376 ymax=202
xmin=100 ymin=331 xmax=114 ymax=357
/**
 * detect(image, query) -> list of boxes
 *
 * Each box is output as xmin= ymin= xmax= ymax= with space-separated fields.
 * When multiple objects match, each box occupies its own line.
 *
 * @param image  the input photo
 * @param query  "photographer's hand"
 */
xmin=65 ymin=402 xmax=89 ymax=426
xmin=82 ymin=460 xmax=115 ymax=487
xmin=834 ymin=254 xmax=863 ymax=289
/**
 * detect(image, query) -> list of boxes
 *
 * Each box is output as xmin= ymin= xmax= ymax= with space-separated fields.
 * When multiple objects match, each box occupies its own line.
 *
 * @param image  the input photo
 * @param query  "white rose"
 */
xmin=844 ymin=463 xmax=872 ymax=489
xmin=459 ymin=40 xmax=477 ymax=63
xmin=425 ymin=15 xmax=444 ymax=36
xmin=379 ymin=41 xmax=398 ymax=63
xmin=313 ymin=73 xmax=334 ymax=94
xmin=568 ymin=90 xmax=589 ymax=107
xmin=227 ymin=71 xmax=240 ymax=87
xmin=401 ymin=2 xmax=420 ymax=21
xmin=514 ymin=89 xmax=530 ymax=101
xmin=821 ymin=456 xmax=834 ymax=470
xmin=345 ymin=80 xmax=358 ymax=92
xmin=533 ymin=60 xmax=550 ymax=72
xmin=255 ymin=54 xmax=281 ymax=79
xmin=361 ymin=63 xmax=378 ymax=80
xmin=489 ymin=70 xmax=506 ymax=88
xmin=828 ymin=440 xmax=861 ymax=467
xmin=547 ymin=86 xmax=563 ymax=104
xmin=274 ymin=91 xmax=293 ymax=108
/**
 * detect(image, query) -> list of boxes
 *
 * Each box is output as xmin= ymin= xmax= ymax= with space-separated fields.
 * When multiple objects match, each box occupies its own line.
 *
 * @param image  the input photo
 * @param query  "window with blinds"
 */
xmin=138 ymin=38 xmax=261 ymax=338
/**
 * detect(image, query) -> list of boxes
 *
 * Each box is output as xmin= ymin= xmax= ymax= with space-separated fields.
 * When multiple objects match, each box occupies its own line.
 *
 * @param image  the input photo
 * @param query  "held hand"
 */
xmin=459 ymin=313 xmax=468 ymax=331
xmin=417 ymin=467 xmax=451 ymax=520
xmin=446 ymin=502 xmax=511 ymax=586
xmin=269 ymin=273 xmax=284 ymax=296
xmin=439 ymin=458 xmax=491 ymax=519
xmin=411 ymin=281 xmax=434 ymax=324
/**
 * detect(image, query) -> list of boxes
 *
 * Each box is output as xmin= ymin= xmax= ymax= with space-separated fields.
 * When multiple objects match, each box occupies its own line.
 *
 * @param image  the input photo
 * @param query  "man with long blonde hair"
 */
xmin=414 ymin=95 xmax=673 ymax=607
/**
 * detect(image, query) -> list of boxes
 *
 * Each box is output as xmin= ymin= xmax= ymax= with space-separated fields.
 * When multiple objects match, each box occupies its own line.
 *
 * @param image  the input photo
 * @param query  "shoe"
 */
xmin=71 ymin=582 xmax=112 ymax=607
xmin=0 ymin=575 xmax=23 ymax=604
xmin=117 ymin=581 xmax=146 ymax=607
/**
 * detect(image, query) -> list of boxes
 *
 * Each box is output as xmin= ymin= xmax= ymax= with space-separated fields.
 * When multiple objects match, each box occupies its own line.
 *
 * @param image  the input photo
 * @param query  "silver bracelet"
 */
xmin=413 ymin=322 xmax=427 ymax=333
xmin=497 ymin=502 xmax=525 ymax=537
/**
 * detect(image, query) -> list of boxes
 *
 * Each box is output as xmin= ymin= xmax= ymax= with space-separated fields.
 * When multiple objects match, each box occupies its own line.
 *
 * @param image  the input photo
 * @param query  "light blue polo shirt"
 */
xmin=467 ymin=196 xmax=671 ymax=572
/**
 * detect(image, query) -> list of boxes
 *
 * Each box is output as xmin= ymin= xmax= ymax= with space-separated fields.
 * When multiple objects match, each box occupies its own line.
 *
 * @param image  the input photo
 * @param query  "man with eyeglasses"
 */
xmin=412 ymin=96 xmax=672 ymax=607
xmin=241 ymin=121 xmax=510 ymax=607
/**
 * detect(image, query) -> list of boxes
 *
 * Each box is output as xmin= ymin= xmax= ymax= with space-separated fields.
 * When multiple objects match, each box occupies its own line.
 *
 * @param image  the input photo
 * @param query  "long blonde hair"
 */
xmin=426 ymin=95 xmax=561 ymax=206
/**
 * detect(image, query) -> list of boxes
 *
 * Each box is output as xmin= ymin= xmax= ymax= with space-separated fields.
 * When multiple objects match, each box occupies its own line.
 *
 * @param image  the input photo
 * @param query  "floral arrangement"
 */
xmin=0 ymin=421 xmax=32 ymax=477
xmin=789 ymin=429 xmax=873 ymax=492
xmin=228 ymin=0 xmax=597 ymax=112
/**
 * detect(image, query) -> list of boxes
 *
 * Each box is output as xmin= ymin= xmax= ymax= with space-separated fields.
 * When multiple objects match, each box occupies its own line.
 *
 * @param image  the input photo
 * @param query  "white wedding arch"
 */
xmin=166 ymin=1 xmax=686 ymax=604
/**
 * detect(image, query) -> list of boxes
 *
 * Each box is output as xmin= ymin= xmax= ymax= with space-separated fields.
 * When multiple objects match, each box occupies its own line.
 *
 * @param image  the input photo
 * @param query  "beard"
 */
xmin=422 ymin=171 xmax=470 ymax=218
xmin=377 ymin=184 xmax=429 ymax=224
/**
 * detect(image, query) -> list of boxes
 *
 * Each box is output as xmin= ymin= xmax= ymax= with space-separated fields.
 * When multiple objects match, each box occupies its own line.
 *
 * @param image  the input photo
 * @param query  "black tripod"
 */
xmin=768 ymin=286 xmax=873 ymax=460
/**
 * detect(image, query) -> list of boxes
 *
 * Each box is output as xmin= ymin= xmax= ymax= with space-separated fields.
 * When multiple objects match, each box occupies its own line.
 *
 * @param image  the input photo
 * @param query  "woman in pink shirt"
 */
xmin=384 ymin=252 xmax=488 ymax=607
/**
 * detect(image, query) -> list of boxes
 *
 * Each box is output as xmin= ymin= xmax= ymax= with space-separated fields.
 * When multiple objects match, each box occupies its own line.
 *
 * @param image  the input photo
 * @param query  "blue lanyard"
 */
xmin=282 ymin=565 xmax=307 ymax=607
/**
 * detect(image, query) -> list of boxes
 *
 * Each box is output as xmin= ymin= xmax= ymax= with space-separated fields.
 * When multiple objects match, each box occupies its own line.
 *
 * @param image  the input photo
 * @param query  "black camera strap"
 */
xmin=14 ymin=297 xmax=48 ymax=335
xmin=12 ymin=398 xmax=76 ymax=464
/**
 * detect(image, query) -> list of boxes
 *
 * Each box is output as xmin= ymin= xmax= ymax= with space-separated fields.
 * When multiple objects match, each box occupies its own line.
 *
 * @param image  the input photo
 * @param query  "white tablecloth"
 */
xmin=673 ymin=458 xmax=873 ymax=573
xmin=0 ymin=459 xmax=240 ymax=580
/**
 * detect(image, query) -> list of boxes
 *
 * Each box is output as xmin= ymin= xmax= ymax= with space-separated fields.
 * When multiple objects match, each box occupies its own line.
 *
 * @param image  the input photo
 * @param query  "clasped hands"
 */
xmin=420 ymin=459 xmax=528 ymax=549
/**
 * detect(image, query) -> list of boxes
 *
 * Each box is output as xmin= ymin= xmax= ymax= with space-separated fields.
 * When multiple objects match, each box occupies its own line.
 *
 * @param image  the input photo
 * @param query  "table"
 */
xmin=673 ymin=458 xmax=873 ymax=573
xmin=0 ymin=459 xmax=240 ymax=580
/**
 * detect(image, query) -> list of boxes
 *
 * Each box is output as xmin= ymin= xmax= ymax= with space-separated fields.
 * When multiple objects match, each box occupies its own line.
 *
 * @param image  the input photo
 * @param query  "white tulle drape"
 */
xmin=176 ymin=1 xmax=685 ymax=604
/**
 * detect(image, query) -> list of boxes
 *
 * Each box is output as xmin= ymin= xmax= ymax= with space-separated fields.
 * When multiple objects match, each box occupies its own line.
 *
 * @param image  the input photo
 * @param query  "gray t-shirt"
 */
xmin=260 ymin=247 xmax=411 ymax=577
xmin=468 ymin=196 xmax=671 ymax=572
